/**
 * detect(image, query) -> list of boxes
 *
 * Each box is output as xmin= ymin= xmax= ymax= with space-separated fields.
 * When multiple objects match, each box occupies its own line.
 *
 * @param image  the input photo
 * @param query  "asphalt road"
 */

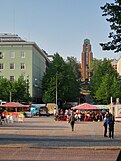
xmin=0 ymin=117 xmax=121 ymax=160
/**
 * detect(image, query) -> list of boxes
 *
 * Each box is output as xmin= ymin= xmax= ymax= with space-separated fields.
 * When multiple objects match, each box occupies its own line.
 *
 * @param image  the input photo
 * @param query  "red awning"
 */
xmin=71 ymin=103 xmax=98 ymax=110
xmin=2 ymin=102 xmax=30 ymax=108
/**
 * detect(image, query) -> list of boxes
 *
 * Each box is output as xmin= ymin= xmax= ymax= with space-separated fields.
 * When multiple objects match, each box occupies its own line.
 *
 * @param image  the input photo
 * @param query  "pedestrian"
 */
xmin=78 ymin=113 xmax=82 ymax=121
xmin=108 ymin=114 xmax=115 ymax=139
xmin=103 ymin=114 xmax=108 ymax=137
xmin=53 ymin=108 xmax=57 ymax=116
xmin=69 ymin=112 xmax=76 ymax=131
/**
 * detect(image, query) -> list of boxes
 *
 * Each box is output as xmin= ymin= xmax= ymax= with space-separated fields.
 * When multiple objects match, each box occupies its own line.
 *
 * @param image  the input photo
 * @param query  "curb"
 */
xmin=0 ymin=144 xmax=121 ymax=150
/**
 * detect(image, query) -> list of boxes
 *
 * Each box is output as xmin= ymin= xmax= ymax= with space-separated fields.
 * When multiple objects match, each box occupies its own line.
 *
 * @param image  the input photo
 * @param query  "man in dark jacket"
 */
xmin=108 ymin=114 xmax=115 ymax=139
xmin=69 ymin=113 xmax=75 ymax=131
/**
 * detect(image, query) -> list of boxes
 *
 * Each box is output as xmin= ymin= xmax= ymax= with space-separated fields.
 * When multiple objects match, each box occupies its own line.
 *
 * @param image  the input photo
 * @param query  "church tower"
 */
xmin=81 ymin=39 xmax=93 ymax=81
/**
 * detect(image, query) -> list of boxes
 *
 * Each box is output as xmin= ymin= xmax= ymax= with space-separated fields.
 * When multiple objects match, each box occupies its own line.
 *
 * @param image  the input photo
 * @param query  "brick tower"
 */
xmin=81 ymin=39 xmax=93 ymax=82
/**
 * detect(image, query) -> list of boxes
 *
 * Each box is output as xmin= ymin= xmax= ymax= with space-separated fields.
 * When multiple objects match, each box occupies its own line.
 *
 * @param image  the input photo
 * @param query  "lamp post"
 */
xmin=110 ymin=96 xmax=113 ymax=113
xmin=26 ymin=75 xmax=29 ymax=93
xmin=9 ymin=81 xmax=12 ymax=102
xmin=56 ymin=73 xmax=58 ymax=113
xmin=34 ymin=78 xmax=38 ymax=103
xmin=9 ymin=91 xmax=12 ymax=102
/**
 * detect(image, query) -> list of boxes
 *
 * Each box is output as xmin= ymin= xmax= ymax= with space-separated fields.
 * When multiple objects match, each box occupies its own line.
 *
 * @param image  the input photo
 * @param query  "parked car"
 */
xmin=31 ymin=108 xmax=39 ymax=116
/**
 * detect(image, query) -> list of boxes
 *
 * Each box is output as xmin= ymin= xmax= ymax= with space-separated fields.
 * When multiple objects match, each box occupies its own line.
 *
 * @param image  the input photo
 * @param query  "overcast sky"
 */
xmin=0 ymin=0 xmax=120 ymax=61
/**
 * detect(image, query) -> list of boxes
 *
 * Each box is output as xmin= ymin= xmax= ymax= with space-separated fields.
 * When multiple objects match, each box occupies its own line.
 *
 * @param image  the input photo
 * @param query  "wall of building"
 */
xmin=117 ymin=57 xmax=121 ymax=76
xmin=81 ymin=39 xmax=93 ymax=82
xmin=0 ymin=44 xmax=33 ymax=95
xmin=32 ymin=45 xmax=47 ymax=100
xmin=0 ymin=34 xmax=50 ymax=102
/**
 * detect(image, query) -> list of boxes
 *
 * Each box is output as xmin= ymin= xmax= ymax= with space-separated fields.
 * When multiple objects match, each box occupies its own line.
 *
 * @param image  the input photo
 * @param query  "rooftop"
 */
xmin=0 ymin=33 xmax=26 ymax=42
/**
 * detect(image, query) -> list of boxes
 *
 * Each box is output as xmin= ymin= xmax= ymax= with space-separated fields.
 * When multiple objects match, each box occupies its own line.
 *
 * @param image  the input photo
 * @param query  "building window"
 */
xmin=10 ymin=63 xmax=15 ymax=69
xmin=21 ymin=63 xmax=25 ymax=69
xmin=20 ymin=51 xmax=25 ymax=58
xmin=0 ymin=63 xmax=4 ymax=69
xmin=0 ymin=52 xmax=3 ymax=59
xmin=10 ymin=76 xmax=14 ymax=82
xmin=9 ymin=52 xmax=15 ymax=58
xmin=0 ymin=76 xmax=3 ymax=79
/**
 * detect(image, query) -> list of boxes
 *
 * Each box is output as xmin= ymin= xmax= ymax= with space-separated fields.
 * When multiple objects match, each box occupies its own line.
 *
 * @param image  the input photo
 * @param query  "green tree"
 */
xmin=42 ymin=53 xmax=80 ymax=104
xmin=0 ymin=78 xmax=11 ymax=101
xmin=90 ymin=58 xmax=121 ymax=104
xmin=12 ymin=75 xmax=31 ymax=103
xmin=95 ymin=74 xmax=121 ymax=104
xmin=0 ymin=75 xmax=31 ymax=103
xmin=95 ymin=74 xmax=113 ymax=104
xmin=100 ymin=0 xmax=121 ymax=52
xmin=90 ymin=59 xmax=105 ymax=98
xmin=42 ymin=53 xmax=66 ymax=103
xmin=111 ymin=76 xmax=121 ymax=99
xmin=66 ymin=56 xmax=81 ymax=80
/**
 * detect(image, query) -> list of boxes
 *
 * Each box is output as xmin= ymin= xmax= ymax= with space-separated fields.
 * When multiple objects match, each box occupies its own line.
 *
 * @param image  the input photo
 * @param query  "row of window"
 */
xmin=0 ymin=63 xmax=25 ymax=69
xmin=0 ymin=51 xmax=25 ymax=59
xmin=0 ymin=76 xmax=14 ymax=81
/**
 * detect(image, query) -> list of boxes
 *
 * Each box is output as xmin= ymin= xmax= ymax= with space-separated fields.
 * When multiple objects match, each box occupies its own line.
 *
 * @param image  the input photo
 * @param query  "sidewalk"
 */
xmin=0 ymin=147 xmax=120 ymax=161
xmin=0 ymin=117 xmax=121 ymax=161
xmin=0 ymin=117 xmax=121 ymax=149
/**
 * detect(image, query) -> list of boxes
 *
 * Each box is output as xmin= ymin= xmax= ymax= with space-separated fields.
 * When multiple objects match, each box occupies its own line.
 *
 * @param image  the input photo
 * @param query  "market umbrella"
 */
xmin=71 ymin=103 xmax=99 ymax=110
xmin=2 ymin=102 xmax=30 ymax=108
xmin=2 ymin=102 xmax=30 ymax=112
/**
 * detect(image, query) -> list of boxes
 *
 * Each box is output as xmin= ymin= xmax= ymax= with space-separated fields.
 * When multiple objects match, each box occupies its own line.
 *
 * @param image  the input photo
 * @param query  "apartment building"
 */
xmin=0 ymin=34 xmax=50 ymax=102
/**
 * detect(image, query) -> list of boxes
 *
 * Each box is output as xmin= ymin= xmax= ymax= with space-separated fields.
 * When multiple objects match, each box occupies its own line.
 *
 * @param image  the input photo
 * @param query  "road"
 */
xmin=0 ymin=117 xmax=121 ymax=160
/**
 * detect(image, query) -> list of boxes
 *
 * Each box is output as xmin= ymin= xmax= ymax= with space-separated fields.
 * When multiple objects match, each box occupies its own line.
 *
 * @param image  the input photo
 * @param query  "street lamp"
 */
xmin=34 ymin=78 xmax=38 ymax=103
xmin=9 ymin=91 xmax=12 ymax=102
xmin=9 ymin=81 xmax=12 ymax=102
xmin=26 ymin=75 xmax=29 ymax=92
xmin=56 ymin=73 xmax=58 ymax=113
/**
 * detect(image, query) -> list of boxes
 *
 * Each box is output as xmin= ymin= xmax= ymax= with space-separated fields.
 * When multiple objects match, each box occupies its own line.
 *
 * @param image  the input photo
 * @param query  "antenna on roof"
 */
xmin=13 ymin=9 xmax=16 ymax=35
xmin=28 ymin=33 xmax=31 ymax=41
xmin=85 ymin=32 xmax=88 ymax=39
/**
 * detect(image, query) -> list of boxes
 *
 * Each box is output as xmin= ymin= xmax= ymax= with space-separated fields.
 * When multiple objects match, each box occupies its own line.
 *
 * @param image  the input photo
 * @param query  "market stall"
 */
xmin=71 ymin=103 xmax=99 ymax=110
xmin=71 ymin=103 xmax=101 ymax=121
xmin=1 ymin=102 xmax=30 ymax=122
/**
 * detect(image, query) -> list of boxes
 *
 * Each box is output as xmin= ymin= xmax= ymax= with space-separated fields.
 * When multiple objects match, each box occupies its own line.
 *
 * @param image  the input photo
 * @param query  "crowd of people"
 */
xmin=0 ymin=111 xmax=24 ymax=124
xmin=55 ymin=108 xmax=115 ymax=138
xmin=68 ymin=110 xmax=115 ymax=138
xmin=63 ymin=109 xmax=106 ymax=122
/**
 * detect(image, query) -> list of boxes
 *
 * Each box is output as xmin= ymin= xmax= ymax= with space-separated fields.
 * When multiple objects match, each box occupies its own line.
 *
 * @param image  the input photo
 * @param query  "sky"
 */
xmin=0 ymin=0 xmax=120 ymax=62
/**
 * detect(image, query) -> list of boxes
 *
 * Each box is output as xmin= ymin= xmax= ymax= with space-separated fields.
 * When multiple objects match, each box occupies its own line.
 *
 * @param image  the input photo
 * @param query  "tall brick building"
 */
xmin=81 ymin=39 xmax=93 ymax=81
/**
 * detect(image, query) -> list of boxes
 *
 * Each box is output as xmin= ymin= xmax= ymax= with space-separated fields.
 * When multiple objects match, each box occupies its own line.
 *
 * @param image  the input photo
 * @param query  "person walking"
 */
xmin=103 ymin=114 xmax=108 ymax=137
xmin=69 ymin=113 xmax=76 ymax=131
xmin=108 ymin=114 xmax=115 ymax=139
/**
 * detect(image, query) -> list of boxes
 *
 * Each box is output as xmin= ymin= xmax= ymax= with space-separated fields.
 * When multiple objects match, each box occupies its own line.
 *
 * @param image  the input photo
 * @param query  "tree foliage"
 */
xmin=42 ymin=53 xmax=80 ymax=104
xmin=100 ymin=0 xmax=121 ymax=52
xmin=12 ymin=75 xmax=31 ymax=102
xmin=0 ymin=78 xmax=11 ymax=101
xmin=0 ymin=75 xmax=31 ymax=103
xmin=66 ymin=56 xmax=81 ymax=80
xmin=90 ymin=59 xmax=121 ymax=104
